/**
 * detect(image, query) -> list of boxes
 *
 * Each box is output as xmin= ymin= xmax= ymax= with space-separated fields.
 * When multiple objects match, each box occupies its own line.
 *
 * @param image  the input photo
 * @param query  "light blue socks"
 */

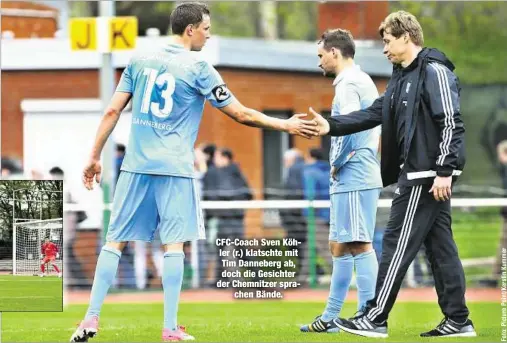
xmin=86 ymin=246 xmax=122 ymax=318
xmin=321 ymin=250 xmax=378 ymax=321
xmin=321 ymin=254 xmax=354 ymax=321
xmin=354 ymin=250 xmax=378 ymax=310
xmin=162 ymin=251 xmax=185 ymax=330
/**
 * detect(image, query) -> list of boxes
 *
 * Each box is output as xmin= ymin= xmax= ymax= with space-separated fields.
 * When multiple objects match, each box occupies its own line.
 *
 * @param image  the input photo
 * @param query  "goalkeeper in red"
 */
xmin=40 ymin=238 xmax=61 ymax=277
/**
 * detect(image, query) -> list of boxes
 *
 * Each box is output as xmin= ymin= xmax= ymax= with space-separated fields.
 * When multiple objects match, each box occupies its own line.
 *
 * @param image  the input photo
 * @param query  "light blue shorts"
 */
xmin=329 ymin=188 xmax=381 ymax=243
xmin=106 ymin=171 xmax=205 ymax=245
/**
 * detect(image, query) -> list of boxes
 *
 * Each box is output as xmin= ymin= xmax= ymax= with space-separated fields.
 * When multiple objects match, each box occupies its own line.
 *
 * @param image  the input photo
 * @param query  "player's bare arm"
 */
xmin=83 ymin=91 xmax=132 ymax=190
xmin=219 ymin=99 xmax=319 ymax=139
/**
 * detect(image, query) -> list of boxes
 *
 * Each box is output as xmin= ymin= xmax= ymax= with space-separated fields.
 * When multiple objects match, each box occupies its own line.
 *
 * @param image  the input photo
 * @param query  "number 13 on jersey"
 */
xmin=140 ymin=67 xmax=176 ymax=119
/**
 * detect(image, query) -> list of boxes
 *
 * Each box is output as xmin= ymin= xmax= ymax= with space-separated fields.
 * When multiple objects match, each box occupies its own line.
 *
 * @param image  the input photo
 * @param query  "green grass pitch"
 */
xmin=1 ymin=208 xmax=501 ymax=341
xmin=0 ymin=275 xmax=63 ymax=312
xmin=1 ymin=301 xmax=500 ymax=342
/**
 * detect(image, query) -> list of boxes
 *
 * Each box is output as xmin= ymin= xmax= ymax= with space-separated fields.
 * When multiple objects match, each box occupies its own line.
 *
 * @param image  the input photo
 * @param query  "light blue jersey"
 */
xmin=116 ymin=43 xmax=235 ymax=177
xmin=329 ymin=64 xmax=383 ymax=194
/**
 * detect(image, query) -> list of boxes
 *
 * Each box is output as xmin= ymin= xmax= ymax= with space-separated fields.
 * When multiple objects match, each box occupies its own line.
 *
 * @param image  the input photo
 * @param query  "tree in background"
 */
xmin=68 ymin=1 xmax=507 ymax=84
xmin=393 ymin=1 xmax=507 ymax=84
xmin=276 ymin=1 xmax=317 ymax=41
xmin=0 ymin=181 xmax=63 ymax=244
xmin=69 ymin=1 xmax=317 ymax=40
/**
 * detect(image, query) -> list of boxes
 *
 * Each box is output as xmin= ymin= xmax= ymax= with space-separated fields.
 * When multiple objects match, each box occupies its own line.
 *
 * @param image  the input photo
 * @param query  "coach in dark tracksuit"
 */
xmin=308 ymin=11 xmax=476 ymax=338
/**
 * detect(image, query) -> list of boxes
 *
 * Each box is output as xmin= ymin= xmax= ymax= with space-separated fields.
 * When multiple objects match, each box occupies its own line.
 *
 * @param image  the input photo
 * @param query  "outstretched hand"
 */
xmin=285 ymin=113 xmax=319 ymax=139
xmin=307 ymin=107 xmax=330 ymax=136
xmin=82 ymin=159 xmax=102 ymax=190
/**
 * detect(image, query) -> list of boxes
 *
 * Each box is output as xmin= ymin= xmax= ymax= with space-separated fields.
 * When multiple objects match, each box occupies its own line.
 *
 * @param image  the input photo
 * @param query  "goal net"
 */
xmin=13 ymin=218 xmax=63 ymax=276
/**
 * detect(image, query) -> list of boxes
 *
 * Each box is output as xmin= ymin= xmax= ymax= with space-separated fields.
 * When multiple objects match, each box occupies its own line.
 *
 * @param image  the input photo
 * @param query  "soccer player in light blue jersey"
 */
xmin=300 ymin=29 xmax=383 ymax=333
xmin=70 ymin=3 xmax=318 ymax=342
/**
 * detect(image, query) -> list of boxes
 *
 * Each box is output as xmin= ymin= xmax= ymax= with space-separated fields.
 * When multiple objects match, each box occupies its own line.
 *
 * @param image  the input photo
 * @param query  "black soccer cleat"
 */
xmin=420 ymin=317 xmax=477 ymax=337
xmin=70 ymin=316 xmax=99 ymax=342
xmin=300 ymin=315 xmax=341 ymax=333
xmin=335 ymin=314 xmax=388 ymax=338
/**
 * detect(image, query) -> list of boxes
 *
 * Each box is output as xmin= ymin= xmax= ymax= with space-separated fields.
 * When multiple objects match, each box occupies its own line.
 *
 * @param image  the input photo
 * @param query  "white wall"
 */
xmin=22 ymin=99 xmax=132 ymax=229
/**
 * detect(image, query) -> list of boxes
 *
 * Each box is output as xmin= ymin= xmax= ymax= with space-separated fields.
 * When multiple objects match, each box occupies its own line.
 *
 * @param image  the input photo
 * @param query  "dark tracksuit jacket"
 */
xmin=326 ymin=48 xmax=469 ymax=323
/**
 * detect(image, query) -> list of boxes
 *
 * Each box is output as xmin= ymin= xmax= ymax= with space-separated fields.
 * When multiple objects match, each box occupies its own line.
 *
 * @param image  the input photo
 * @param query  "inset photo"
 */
xmin=0 ymin=180 xmax=63 ymax=312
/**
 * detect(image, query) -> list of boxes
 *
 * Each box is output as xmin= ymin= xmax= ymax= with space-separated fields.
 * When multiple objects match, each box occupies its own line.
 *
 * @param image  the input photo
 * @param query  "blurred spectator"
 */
xmin=49 ymin=166 xmax=86 ymax=289
xmin=192 ymin=145 xmax=211 ymax=286
xmin=303 ymin=148 xmax=331 ymax=221
xmin=494 ymin=123 xmax=507 ymax=197
xmin=1 ymin=156 xmax=24 ymax=179
xmin=478 ymin=115 xmax=507 ymax=287
xmin=279 ymin=149 xmax=307 ymax=283
xmin=110 ymin=144 xmax=136 ymax=288
xmin=200 ymin=143 xmax=220 ymax=221
xmin=407 ymin=246 xmax=433 ymax=288
xmin=108 ymin=143 xmax=137 ymax=288
xmin=201 ymin=144 xmax=223 ymax=286
xmin=201 ymin=146 xmax=221 ymax=205
xmin=479 ymin=99 xmax=507 ymax=287
xmin=373 ymin=185 xmax=395 ymax=262
xmin=134 ymin=234 xmax=164 ymax=290
xmin=489 ymin=122 xmax=507 ymax=287
xmin=48 ymin=166 xmax=64 ymax=179
xmin=201 ymin=143 xmax=217 ymax=168
xmin=115 ymin=143 xmax=126 ymax=186
xmin=213 ymin=148 xmax=252 ymax=202
xmin=215 ymin=148 xmax=252 ymax=281
xmin=282 ymin=149 xmax=306 ymax=199
xmin=30 ymin=169 xmax=45 ymax=180
xmin=194 ymin=146 xmax=208 ymax=194
xmin=303 ymin=148 xmax=331 ymax=278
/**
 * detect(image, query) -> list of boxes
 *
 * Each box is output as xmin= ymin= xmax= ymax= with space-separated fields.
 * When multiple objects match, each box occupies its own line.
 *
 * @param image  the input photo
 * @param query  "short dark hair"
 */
xmin=202 ymin=143 xmax=216 ymax=157
xmin=319 ymin=29 xmax=355 ymax=59
xmin=170 ymin=2 xmax=210 ymax=35
xmin=116 ymin=144 xmax=126 ymax=154
xmin=220 ymin=148 xmax=233 ymax=161
xmin=1 ymin=157 xmax=23 ymax=173
xmin=309 ymin=148 xmax=324 ymax=161
xmin=49 ymin=166 xmax=64 ymax=176
xmin=494 ymin=123 xmax=507 ymax=147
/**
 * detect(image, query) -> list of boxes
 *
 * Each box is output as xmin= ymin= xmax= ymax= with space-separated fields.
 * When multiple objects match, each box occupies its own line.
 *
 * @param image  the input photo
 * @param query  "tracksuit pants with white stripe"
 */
xmin=365 ymin=184 xmax=470 ymax=324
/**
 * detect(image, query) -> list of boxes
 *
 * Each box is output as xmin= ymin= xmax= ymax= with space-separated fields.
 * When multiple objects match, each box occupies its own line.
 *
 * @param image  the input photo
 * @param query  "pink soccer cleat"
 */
xmin=70 ymin=315 xmax=99 ymax=342
xmin=162 ymin=326 xmax=195 ymax=341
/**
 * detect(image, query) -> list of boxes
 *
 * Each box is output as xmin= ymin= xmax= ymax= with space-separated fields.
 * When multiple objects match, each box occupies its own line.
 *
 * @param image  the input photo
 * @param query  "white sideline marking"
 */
xmin=461 ymin=257 xmax=494 ymax=267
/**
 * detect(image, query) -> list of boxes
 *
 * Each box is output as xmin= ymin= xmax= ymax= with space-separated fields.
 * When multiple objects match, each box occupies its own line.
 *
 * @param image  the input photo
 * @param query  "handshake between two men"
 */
xmin=284 ymin=108 xmax=330 ymax=139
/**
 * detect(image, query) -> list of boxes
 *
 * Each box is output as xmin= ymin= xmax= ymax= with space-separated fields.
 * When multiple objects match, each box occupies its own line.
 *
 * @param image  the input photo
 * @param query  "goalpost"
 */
xmin=11 ymin=187 xmax=64 ymax=276
xmin=12 ymin=218 xmax=63 ymax=276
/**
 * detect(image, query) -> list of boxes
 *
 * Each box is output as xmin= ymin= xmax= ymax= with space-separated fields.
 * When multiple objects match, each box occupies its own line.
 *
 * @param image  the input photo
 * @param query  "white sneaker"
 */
xmin=162 ymin=326 xmax=195 ymax=341
xmin=58 ymin=272 xmax=62 ymax=278
xmin=70 ymin=315 xmax=99 ymax=342
xmin=39 ymin=273 xmax=44 ymax=277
